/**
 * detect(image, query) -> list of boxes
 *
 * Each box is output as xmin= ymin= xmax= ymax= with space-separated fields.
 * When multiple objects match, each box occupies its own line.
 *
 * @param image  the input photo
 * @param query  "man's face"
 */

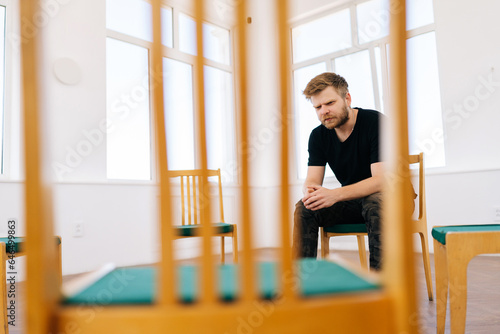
xmin=311 ymin=86 xmax=351 ymax=130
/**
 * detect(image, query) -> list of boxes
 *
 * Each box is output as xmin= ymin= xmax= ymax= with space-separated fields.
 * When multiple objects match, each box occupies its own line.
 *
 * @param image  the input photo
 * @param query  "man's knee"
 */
xmin=364 ymin=192 xmax=382 ymax=206
xmin=295 ymin=199 xmax=314 ymax=218
xmin=362 ymin=193 xmax=382 ymax=228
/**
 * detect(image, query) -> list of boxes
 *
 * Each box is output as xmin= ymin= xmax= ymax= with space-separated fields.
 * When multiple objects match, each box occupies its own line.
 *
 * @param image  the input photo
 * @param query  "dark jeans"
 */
xmin=293 ymin=192 xmax=383 ymax=270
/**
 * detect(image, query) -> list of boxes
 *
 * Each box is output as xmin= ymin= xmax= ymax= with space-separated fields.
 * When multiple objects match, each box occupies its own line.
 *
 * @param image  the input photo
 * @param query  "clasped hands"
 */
xmin=302 ymin=185 xmax=340 ymax=211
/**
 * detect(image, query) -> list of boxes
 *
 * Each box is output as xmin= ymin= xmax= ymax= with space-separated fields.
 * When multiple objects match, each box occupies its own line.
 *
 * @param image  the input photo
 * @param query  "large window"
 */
xmin=106 ymin=0 xmax=235 ymax=181
xmin=292 ymin=0 xmax=444 ymax=179
xmin=0 ymin=4 xmax=6 ymax=174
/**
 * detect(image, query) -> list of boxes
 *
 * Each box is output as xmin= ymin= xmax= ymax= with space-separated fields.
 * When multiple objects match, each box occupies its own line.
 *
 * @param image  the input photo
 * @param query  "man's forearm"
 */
xmin=302 ymin=181 xmax=320 ymax=195
xmin=335 ymin=175 xmax=383 ymax=202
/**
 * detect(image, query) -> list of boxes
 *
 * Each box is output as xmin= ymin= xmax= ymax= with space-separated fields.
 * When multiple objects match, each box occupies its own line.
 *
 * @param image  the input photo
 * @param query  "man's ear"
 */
xmin=345 ymin=92 xmax=352 ymax=106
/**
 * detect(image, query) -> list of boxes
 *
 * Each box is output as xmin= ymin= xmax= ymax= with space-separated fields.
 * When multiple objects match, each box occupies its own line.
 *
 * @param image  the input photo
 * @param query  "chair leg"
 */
xmin=231 ymin=225 xmax=238 ymax=263
xmin=0 ymin=244 xmax=8 ymax=334
xmin=448 ymin=252 xmax=469 ymax=334
xmin=433 ymin=239 xmax=448 ymax=334
xmin=320 ymin=228 xmax=329 ymax=259
xmin=419 ymin=231 xmax=434 ymax=301
xmin=56 ymin=241 xmax=63 ymax=287
xmin=220 ymin=236 xmax=225 ymax=264
xmin=356 ymin=235 xmax=368 ymax=269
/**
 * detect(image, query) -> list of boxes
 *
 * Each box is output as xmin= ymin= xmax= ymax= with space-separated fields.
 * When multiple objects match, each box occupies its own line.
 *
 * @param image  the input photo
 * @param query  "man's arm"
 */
xmin=302 ymin=166 xmax=325 ymax=197
xmin=303 ymin=162 xmax=384 ymax=211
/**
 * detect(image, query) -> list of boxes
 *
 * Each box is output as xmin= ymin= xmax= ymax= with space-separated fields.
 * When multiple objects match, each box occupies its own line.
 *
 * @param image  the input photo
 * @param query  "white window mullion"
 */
xmin=369 ymin=46 xmax=381 ymax=111
xmin=378 ymin=41 xmax=389 ymax=112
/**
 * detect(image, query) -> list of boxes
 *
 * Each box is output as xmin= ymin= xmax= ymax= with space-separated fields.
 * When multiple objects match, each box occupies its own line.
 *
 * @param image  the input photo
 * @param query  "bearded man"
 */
xmin=292 ymin=72 xmax=385 ymax=270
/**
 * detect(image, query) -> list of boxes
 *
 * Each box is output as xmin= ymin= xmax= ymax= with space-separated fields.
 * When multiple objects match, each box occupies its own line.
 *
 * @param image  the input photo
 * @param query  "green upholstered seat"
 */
xmin=432 ymin=224 xmax=500 ymax=245
xmin=175 ymin=223 xmax=234 ymax=237
xmin=324 ymin=224 xmax=367 ymax=234
xmin=64 ymin=259 xmax=380 ymax=305
xmin=0 ymin=236 xmax=62 ymax=253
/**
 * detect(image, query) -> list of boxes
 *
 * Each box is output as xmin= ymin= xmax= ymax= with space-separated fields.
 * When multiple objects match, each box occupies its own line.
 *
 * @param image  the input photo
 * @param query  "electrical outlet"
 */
xmin=73 ymin=221 xmax=84 ymax=237
xmin=494 ymin=207 xmax=500 ymax=222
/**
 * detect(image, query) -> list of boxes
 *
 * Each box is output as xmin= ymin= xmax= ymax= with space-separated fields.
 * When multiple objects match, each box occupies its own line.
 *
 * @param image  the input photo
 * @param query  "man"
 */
xmin=293 ymin=72 xmax=384 ymax=270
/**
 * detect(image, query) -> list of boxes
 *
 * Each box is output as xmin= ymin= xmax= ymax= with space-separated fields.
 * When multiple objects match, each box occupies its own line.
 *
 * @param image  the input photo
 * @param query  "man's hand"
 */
xmin=302 ymin=186 xmax=341 ymax=211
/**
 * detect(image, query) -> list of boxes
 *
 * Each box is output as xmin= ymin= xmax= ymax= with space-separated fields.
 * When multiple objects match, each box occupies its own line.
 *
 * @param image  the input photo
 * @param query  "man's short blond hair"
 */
xmin=303 ymin=72 xmax=349 ymax=100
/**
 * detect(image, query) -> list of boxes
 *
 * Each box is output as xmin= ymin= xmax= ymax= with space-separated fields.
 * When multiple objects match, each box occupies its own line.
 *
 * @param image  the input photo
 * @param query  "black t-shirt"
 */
xmin=307 ymin=108 xmax=381 ymax=187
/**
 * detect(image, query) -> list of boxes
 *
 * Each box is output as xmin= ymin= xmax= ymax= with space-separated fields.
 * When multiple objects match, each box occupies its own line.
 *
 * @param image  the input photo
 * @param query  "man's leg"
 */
xmin=293 ymin=200 xmax=320 ymax=258
xmin=293 ymin=199 xmax=364 ymax=259
xmin=361 ymin=192 xmax=383 ymax=270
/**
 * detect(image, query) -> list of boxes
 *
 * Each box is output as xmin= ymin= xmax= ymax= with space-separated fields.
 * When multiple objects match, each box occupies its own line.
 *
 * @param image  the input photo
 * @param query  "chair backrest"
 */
xmin=167 ymin=169 xmax=225 ymax=226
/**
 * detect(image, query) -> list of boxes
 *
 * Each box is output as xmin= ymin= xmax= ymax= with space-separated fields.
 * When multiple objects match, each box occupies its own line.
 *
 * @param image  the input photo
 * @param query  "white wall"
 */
xmin=1 ymin=0 xmax=500 ymax=277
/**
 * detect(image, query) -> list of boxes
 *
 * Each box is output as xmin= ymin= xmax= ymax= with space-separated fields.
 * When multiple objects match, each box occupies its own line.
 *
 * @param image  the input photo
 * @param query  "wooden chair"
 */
xmin=168 ymin=169 xmax=238 ymax=263
xmin=320 ymin=152 xmax=434 ymax=301
xmin=432 ymin=224 xmax=500 ymax=333
xmin=21 ymin=0 xmax=421 ymax=333
xmin=0 ymin=236 xmax=62 ymax=334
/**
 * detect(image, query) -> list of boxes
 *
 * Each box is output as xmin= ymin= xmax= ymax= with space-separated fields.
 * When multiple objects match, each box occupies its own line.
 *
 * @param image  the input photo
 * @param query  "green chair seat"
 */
xmin=63 ymin=259 xmax=380 ymax=305
xmin=324 ymin=224 xmax=367 ymax=234
xmin=432 ymin=224 xmax=500 ymax=245
xmin=0 ymin=236 xmax=61 ymax=253
xmin=175 ymin=222 xmax=234 ymax=237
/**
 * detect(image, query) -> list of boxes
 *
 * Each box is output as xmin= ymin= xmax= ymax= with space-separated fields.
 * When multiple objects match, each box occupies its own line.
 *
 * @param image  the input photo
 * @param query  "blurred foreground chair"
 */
xmin=320 ymin=152 xmax=433 ymax=301
xmin=432 ymin=224 xmax=500 ymax=333
xmin=168 ymin=169 xmax=238 ymax=263
xmin=0 ymin=236 xmax=62 ymax=334
xmin=22 ymin=0 xmax=419 ymax=332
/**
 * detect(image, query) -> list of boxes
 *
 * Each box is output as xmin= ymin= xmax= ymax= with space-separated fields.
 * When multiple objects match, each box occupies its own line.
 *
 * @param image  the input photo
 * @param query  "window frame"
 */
xmin=0 ymin=0 xmax=21 ymax=180
xmin=290 ymin=0 xmax=441 ymax=181
xmin=105 ymin=0 xmax=237 ymax=183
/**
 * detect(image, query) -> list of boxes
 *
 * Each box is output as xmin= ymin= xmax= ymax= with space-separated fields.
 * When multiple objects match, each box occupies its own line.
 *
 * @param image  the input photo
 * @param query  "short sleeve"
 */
xmin=307 ymin=127 xmax=327 ymax=166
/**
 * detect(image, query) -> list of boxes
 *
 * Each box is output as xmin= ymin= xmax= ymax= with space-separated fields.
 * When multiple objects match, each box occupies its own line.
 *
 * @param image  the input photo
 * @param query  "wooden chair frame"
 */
xmin=21 ymin=0 xmax=420 ymax=333
xmin=433 ymin=228 xmax=500 ymax=333
xmin=168 ymin=169 xmax=238 ymax=263
xmin=0 ymin=238 xmax=62 ymax=334
xmin=320 ymin=152 xmax=434 ymax=301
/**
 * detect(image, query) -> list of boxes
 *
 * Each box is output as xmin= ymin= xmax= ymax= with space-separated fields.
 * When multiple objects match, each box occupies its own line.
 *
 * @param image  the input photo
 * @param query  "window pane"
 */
xmin=106 ymin=38 xmax=151 ymax=180
xmin=334 ymin=50 xmax=376 ymax=110
xmin=293 ymin=62 xmax=333 ymax=179
xmin=292 ymin=9 xmax=351 ymax=63
xmin=179 ymin=13 xmax=197 ymax=56
xmin=179 ymin=14 xmax=230 ymax=64
xmin=203 ymin=23 xmax=231 ymax=65
xmin=407 ymin=0 xmax=434 ymax=30
xmin=407 ymin=32 xmax=445 ymax=167
xmin=106 ymin=0 xmax=152 ymax=42
xmin=163 ymin=58 xmax=195 ymax=170
xmin=161 ymin=6 xmax=173 ymax=48
xmin=356 ymin=0 xmax=390 ymax=44
xmin=204 ymin=66 xmax=234 ymax=177
xmin=0 ymin=6 xmax=5 ymax=173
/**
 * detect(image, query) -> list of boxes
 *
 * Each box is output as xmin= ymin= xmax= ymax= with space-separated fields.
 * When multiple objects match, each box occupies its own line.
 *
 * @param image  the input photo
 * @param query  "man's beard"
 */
xmin=322 ymin=104 xmax=349 ymax=130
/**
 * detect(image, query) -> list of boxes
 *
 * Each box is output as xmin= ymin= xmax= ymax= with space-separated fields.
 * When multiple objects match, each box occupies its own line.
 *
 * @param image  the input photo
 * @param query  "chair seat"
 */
xmin=63 ymin=259 xmax=380 ymax=305
xmin=175 ymin=222 xmax=234 ymax=237
xmin=432 ymin=224 xmax=500 ymax=245
xmin=0 ymin=236 xmax=62 ymax=253
xmin=324 ymin=224 xmax=367 ymax=234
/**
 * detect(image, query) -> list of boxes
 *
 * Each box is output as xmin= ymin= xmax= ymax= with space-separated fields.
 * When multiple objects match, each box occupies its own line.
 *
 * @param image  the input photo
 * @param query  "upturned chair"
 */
xmin=320 ymin=152 xmax=434 ymax=301
xmin=432 ymin=224 xmax=500 ymax=333
xmin=21 ymin=0 xmax=421 ymax=333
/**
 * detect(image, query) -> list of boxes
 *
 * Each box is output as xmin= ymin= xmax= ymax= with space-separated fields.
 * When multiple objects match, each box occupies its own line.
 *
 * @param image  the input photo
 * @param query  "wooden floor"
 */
xmin=7 ymin=250 xmax=500 ymax=334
